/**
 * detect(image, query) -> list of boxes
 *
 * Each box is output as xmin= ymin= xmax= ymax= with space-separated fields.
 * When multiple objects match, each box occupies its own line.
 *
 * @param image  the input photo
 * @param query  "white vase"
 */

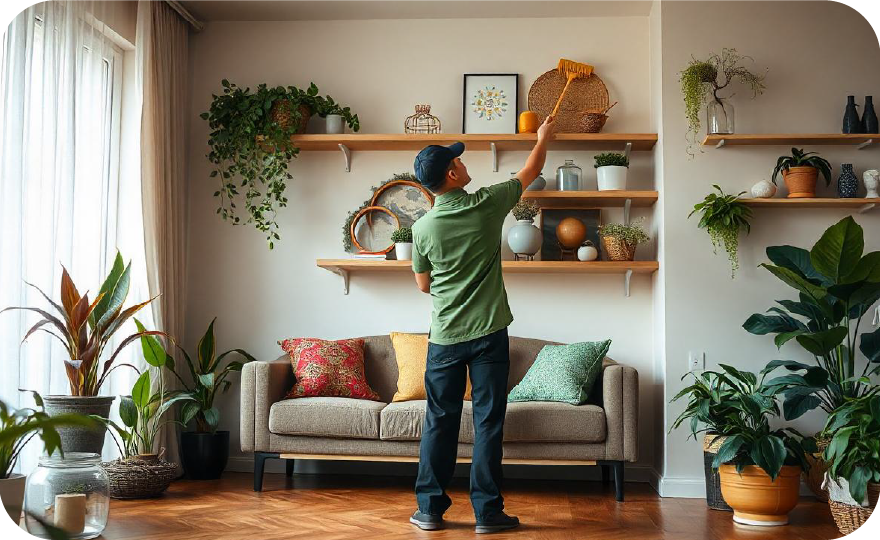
xmin=395 ymin=242 xmax=413 ymax=260
xmin=596 ymin=166 xmax=627 ymax=191
xmin=507 ymin=219 xmax=542 ymax=258
xmin=750 ymin=179 xmax=777 ymax=198
xmin=577 ymin=242 xmax=598 ymax=261
xmin=325 ymin=114 xmax=344 ymax=134
xmin=1 ymin=473 xmax=26 ymax=525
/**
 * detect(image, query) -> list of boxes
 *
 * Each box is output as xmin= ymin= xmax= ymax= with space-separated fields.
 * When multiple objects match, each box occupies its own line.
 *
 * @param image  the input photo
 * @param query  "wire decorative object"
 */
xmin=405 ymin=104 xmax=441 ymax=134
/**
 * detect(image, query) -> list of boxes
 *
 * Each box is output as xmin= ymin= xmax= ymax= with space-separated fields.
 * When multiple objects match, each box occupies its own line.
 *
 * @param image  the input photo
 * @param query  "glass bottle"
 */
xmin=556 ymin=159 xmax=582 ymax=191
xmin=707 ymin=98 xmax=735 ymax=135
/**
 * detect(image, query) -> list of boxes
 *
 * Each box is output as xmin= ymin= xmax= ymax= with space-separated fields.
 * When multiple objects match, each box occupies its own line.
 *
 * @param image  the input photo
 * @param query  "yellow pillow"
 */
xmin=391 ymin=332 xmax=472 ymax=402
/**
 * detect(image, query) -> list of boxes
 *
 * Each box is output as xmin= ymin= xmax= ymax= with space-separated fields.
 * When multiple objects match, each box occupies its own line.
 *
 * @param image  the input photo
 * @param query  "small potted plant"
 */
xmin=313 ymin=95 xmax=360 ymax=134
xmin=771 ymin=147 xmax=832 ymax=198
xmin=594 ymin=152 xmax=629 ymax=191
xmin=688 ymin=185 xmax=753 ymax=278
xmin=598 ymin=218 xmax=649 ymax=261
xmin=507 ymin=200 xmax=541 ymax=260
xmin=391 ymin=227 xmax=414 ymax=260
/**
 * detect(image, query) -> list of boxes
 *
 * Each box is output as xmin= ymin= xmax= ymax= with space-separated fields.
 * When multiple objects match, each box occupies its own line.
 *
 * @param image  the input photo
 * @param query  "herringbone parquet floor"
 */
xmin=101 ymin=472 xmax=841 ymax=540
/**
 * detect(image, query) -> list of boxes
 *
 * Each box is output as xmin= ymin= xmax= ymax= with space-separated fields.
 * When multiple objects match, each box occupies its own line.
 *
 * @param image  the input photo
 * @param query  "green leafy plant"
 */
xmin=391 ymin=227 xmax=413 ymax=243
xmin=688 ymin=185 xmax=753 ymax=278
xmin=743 ymin=216 xmax=880 ymax=421
xmin=670 ymin=369 xmax=741 ymax=438
xmin=771 ymin=147 xmax=833 ymax=186
xmin=342 ymin=173 xmax=419 ymax=252
xmin=680 ymin=48 xmax=766 ymax=157
xmin=823 ymin=389 xmax=880 ymax=503
xmin=598 ymin=218 xmax=650 ymax=246
xmin=311 ymin=95 xmax=360 ymax=131
xmin=593 ymin=152 xmax=629 ymax=168
xmin=511 ymin=200 xmax=539 ymax=221
xmin=1 ymin=252 xmax=165 ymax=396
xmin=1 ymin=392 xmax=96 ymax=478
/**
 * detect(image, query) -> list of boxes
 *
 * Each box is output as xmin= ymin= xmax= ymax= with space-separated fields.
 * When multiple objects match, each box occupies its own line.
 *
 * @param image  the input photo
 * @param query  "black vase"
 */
xmin=861 ymin=96 xmax=879 ymax=134
xmin=181 ymin=431 xmax=230 ymax=480
xmin=843 ymin=96 xmax=862 ymax=134
xmin=838 ymin=164 xmax=859 ymax=198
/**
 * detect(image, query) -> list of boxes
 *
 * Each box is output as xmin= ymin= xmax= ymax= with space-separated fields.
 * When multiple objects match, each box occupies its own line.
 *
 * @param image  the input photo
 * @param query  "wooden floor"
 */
xmin=100 ymin=472 xmax=842 ymax=540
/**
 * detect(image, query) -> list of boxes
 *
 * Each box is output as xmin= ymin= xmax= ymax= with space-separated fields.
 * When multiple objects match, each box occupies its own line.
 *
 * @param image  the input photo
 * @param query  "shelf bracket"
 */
xmin=873 ymin=305 xmax=879 ymax=326
xmin=623 ymin=198 xmax=632 ymax=225
xmin=339 ymin=144 xmax=351 ymax=172
xmin=623 ymin=141 xmax=632 ymax=160
xmin=328 ymin=267 xmax=350 ymax=295
xmin=624 ymin=269 xmax=633 ymax=298
xmin=857 ymin=139 xmax=874 ymax=150
xmin=858 ymin=202 xmax=877 ymax=214
xmin=715 ymin=139 xmax=726 ymax=149
xmin=490 ymin=142 xmax=498 ymax=172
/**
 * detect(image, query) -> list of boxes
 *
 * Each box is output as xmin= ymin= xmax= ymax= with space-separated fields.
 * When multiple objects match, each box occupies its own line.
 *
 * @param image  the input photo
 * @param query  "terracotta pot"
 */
xmin=782 ymin=166 xmax=819 ymax=198
xmin=719 ymin=464 xmax=801 ymax=526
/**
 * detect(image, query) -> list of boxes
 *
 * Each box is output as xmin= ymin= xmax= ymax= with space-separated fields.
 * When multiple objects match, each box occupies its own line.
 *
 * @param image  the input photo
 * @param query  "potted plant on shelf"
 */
xmin=203 ymin=80 xmax=359 ymax=249
xmin=312 ymin=94 xmax=360 ymax=135
xmin=598 ymin=218 xmax=649 ymax=261
xmin=507 ymin=200 xmax=541 ymax=261
xmin=1 ymin=393 xmax=95 ymax=524
xmin=688 ymin=185 xmax=753 ymax=278
xmin=771 ymin=148 xmax=833 ymax=198
xmin=594 ymin=152 xmax=629 ymax=191
xmin=391 ymin=227 xmax=414 ymax=261
xmin=1 ymin=252 xmax=163 ymax=455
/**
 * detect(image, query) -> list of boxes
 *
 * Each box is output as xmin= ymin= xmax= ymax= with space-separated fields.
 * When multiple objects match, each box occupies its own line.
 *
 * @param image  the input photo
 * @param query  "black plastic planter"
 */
xmin=181 ymin=431 xmax=230 ymax=480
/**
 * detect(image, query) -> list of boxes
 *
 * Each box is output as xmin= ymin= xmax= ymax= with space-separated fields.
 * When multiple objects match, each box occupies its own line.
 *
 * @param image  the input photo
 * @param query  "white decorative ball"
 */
xmin=750 ymin=179 xmax=777 ymax=199
xmin=577 ymin=243 xmax=599 ymax=262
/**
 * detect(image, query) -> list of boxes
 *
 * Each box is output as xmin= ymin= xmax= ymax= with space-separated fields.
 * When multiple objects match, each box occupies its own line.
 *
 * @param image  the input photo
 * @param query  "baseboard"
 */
xmin=658 ymin=475 xmax=705 ymax=498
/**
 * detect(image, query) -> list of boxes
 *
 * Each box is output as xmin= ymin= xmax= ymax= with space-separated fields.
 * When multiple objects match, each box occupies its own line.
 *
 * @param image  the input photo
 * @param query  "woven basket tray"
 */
xmin=828 ymin=483 xmax=879 ymax=536
xmin=102 ymin=458 xmax=177 ymax=499
xmin=528 ymin=69 xmax=610 ymax=133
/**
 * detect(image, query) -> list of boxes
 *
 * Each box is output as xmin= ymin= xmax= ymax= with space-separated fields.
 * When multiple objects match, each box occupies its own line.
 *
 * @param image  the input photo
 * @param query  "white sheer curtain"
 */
xmin=0 ymin=0 xmax=149 ymax=473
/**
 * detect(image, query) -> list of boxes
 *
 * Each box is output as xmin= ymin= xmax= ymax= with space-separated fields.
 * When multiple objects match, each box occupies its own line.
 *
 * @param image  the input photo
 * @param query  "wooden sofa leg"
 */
xmin=254 ymin=452 xmax=279 ymax=492
xmin=612 ymin=461 xmax=624 ymax=502
xmin=285 ymin=459 xmax=295 ymax=477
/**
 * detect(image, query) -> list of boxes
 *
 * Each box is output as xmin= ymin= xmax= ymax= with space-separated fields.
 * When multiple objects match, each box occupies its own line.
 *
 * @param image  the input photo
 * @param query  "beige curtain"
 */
xmin=137 ymin=0 xmax=189 ymax=467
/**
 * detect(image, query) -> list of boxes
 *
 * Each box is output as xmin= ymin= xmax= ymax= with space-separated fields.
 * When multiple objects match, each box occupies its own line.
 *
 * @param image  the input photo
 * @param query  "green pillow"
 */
xmin=508 ymin=340 xmax=611 ymax=405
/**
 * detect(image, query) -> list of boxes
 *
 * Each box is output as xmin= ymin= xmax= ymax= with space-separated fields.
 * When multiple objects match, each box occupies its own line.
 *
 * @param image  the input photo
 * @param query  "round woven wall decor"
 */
xmin=350 ymin=205 xmax=400 ymax=255
xmin=528 ymin=69 xmax=610 ymax=133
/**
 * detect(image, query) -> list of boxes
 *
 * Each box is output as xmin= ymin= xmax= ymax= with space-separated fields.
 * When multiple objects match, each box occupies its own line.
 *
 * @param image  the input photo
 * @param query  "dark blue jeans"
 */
xmin=415 ymin=328 xmax=510 ymax=519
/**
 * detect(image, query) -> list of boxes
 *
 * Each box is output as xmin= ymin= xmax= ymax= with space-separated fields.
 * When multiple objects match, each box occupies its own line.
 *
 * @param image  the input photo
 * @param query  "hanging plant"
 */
xmin=202 ymin=80 xmax=359 ymax=249
xmin=680 ymin=48 xmax=767 ymax=157
xmin=688 ymin=185 xmax=753 ymax=278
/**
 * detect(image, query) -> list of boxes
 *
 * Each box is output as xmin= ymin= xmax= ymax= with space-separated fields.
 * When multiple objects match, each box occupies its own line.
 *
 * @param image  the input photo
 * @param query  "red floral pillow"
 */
xmin=280 ymin=338 xmax=380 ymax=401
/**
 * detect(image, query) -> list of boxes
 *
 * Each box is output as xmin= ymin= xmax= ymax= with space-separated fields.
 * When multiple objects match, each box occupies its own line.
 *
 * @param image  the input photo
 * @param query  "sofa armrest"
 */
xmin=240 ymin=356 xmax=293 ymax=452
xmin=602 ymin=362 xmax=638 ymax=462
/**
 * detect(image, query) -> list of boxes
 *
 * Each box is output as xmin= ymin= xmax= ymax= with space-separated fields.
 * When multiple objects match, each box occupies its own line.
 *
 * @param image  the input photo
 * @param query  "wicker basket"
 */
xmin=602 ymin=236 xmax=636 ymax=261
xmin=528 ymin=69 xmax=609 ymax=133
xmin=804 ymin=438 xmax=830 ymax=502
xmin=828 ymin=483 xmax=880 ymax=536
xmin=703 ymin=434 xmax=732 ymax=511
xmin=101 ymin=456 xmax=178 ymax=499
xmin=270 ymin=100 xmax=310 ymax=134
xmin=579 ymin=112 xmax=608 ymax=133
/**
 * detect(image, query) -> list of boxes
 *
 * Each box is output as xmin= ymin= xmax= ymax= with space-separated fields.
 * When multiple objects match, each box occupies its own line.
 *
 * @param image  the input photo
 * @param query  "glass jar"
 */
xmin=707 ymin=98 xmax=735 ymax=135
xmin=24 ymin=453 xmax=110 ymax=540
xmin=556 ymin=159 xmax=582 ymax=191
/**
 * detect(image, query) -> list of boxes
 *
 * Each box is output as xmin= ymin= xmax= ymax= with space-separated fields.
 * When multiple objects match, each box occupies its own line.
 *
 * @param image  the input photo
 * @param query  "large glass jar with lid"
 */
xmin=24 ymin=453 xmax=110 ymax=539
xmin=556 ymin=159 xmax=582 ymax=191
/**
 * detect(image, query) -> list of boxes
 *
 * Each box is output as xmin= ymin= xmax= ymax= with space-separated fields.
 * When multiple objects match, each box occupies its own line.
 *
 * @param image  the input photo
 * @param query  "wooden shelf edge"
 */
xmin=521 ymin=190 xmax=658 ymax=208
xmin=703 ymin=133 xmax=880 ymax=148
xmin=292 ymin=133 xmax=658 ymax=151
xmin=739 ymin=198 xmax=880 ymax=208
xmin=316 ymin=259 xmax=659 ymax=274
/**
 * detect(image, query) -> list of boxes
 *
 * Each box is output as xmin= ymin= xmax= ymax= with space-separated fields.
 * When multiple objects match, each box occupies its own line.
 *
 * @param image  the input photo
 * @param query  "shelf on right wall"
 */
xmin=739 ymin=198 xmax=879 ymax=213
xmin=702 ymin=133 xmax=880 ymax=149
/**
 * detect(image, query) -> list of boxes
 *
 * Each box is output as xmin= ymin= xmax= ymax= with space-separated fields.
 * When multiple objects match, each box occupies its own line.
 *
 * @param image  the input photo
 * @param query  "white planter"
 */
xmin=325 ymin=114 xmax=345 ymax=134
xmin=597 ymin=166 xmax=628 ymax=191
xmin=507 ymin=219 xmax=542 ymax=258
xmin=395 ymin=242 xmax=413 ymax=260
xmin=1 ymin=473 xmax=26 ymax=525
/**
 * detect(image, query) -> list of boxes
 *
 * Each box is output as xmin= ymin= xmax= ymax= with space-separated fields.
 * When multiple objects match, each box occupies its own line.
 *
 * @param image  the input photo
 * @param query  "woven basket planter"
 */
xmin=804 ymin=438 xmax=830 ymax=502
xmin=827 ymin=481 xmax=879 ymax=536
xmin=602 ymin=235 xmax=637 ymax=261
xmin=579 ymin=112 xmax=608 ymax=133
xmin=101 ymin=456 xmax=177 ymax=499
xmin=703 ymin=434 xmax=732 ymax=511
xmin=270 ymin=100 xmax=310 ymax=134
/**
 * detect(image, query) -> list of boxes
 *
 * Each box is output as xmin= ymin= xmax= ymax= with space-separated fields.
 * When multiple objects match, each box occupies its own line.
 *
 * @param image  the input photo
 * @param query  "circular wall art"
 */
xmin=349 ymin=206 xmax=400 ymax=255
xmin=369 ymin=180 xmax=434 ymax=229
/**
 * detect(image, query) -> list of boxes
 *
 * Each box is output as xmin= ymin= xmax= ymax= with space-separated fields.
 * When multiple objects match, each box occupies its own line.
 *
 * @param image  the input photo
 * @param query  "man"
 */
xmin=408 ymin=116 xmax=555 ymax=534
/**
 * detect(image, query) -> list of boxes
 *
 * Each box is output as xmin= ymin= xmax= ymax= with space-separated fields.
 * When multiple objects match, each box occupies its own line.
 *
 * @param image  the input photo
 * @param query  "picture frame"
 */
xmin=538 ymin=208 xmax=602 ymax=261
xmin=462 ymin=73 xmax=519 ymax=134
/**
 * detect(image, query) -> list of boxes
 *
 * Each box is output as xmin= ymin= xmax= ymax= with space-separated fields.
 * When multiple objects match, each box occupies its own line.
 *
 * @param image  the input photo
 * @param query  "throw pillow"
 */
xmin=280 ymin=337 xmax=380 ymax=401
xmin=390 ymin=332 xmax=472 ymax=402
xmin=507 ymin=340 xmax=611 ymax=405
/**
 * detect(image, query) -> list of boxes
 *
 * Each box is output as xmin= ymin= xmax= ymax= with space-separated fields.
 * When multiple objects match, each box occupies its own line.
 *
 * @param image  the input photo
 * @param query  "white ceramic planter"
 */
xmin=395 ymin=242 xmax=413 ymax=260
xmin=597 ymin=166 xmax=627 ymax=191
xmin=325 ymin=114 xmax=344 ymax=134
xmin=1 ymin=473 xmax=26 ymax=525
xmin=507 ymin=219 xmax=542 ymax=257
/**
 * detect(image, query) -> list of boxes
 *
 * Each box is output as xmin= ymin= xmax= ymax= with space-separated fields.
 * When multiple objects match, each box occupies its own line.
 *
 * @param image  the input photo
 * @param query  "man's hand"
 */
xmin=537 ymin=115 xmax=556 ymax=143
xmin=516 ymin=116 xmax=555 ymax=191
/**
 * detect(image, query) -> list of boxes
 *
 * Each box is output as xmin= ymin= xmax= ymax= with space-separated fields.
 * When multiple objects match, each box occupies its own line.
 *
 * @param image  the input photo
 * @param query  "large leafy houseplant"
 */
xmin=689 ymin=185 xmax=753 ymax=278
xmin=670 ymin=368 xmax=740 ymax=439
xmin=743 ymin=217 xmax=880 ymax=421
xmin=823 ymin=389 xmax=880 ymax=503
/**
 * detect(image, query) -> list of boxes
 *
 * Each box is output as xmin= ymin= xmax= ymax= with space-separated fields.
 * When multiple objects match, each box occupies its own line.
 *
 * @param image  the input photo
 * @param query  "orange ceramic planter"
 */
xmin=719 ymin=464 xmax=801 ymax=526
xmin=782 ymin=166 xmax=819 ymax=198
xmin=518 ymin=111 xmax=540 ymax=133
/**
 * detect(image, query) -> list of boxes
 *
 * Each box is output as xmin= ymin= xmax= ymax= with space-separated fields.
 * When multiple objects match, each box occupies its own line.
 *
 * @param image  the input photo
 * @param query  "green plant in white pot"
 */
xmin=594 ymin=152 xmax=629 ymax=191
xmin=391 ymin=227 xmax=414 ymax=261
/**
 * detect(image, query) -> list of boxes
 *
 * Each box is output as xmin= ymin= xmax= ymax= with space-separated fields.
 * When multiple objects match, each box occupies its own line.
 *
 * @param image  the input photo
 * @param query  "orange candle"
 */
xmin=518 ymin=111 xmax=539 ymax=133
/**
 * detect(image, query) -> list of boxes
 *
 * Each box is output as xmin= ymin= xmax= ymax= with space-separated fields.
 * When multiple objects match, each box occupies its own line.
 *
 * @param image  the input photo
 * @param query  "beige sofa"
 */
xmin=240 ymin=335 xmax=638 ymax=500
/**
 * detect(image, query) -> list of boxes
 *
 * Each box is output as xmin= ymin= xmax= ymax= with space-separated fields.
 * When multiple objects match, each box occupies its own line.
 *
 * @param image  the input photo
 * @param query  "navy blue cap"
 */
xmin=414 ymin=142 xmax=465 ymax=191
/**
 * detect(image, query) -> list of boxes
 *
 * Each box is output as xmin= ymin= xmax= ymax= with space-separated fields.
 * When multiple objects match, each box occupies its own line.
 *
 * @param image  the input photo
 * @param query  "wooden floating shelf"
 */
xmin=316 ymin=259 xmax=658 ymax=297
xmin=293 ymin=133 xmax=658 ymax=151
xmin=522 ymin=190 xmax=658 ymax=209
xmin=739 ymin=198 xmax=879 ymax=212
xmin=703 ymin=134 xmax=879 ymax=149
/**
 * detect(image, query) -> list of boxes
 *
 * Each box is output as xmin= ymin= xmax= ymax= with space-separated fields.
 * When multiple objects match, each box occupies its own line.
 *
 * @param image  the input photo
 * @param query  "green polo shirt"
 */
xmin=412 ymin=178 xmax=523 ymax=345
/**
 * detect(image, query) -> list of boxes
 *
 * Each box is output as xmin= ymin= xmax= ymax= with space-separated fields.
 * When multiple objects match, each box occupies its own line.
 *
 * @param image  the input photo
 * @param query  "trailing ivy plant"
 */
xmin=680 ymin=48 xmax=767 ymax=157
xmin=688 ymin=185 xmax=753 ymax=278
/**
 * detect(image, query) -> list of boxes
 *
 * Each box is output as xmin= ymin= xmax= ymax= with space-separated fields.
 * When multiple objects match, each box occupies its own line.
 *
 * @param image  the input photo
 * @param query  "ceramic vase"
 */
xmin=864 ymin=170 xmax=879 ymax=198
xmin=719 ymin=465 xmax=801 ymax=526
xmin=750 ymin=179 xmax=777 ymax=198
xmin=596 ymin=166 xmax=627 ymax=191
xmin=525 ymin=174 xmax=546 ymax=191
xmin=1 ymin=473 xmax=26 ymax=525
xmin=518 ymin=111 xmax=539 ymax=133
xmin=861 ymin=96 xmax=878 ymax=133
xmin=837 ymin=164 xmax=859 ymax=198
xmin=395 ymin=242 xmax=413 ymax=260
xmin=843 ymin=96 xmax=862 ymax=134
xmin=507 ymin=219 xmax=542 ymax=259
xmin=325 ymin=114 xmax=344 ymax=134
xmin=577 ymin=241 xmax=598 ymax=261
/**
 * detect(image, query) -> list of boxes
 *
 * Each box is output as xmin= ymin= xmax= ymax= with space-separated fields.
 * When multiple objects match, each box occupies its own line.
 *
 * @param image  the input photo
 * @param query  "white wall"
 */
xmin=185 ymin=16 xmax=659 ymax=475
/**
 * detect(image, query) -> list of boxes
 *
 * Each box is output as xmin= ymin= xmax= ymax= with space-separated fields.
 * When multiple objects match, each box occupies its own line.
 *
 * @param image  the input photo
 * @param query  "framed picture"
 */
xmin=462 ymin=73 xmax=519 ymax=134
xmin=538 ymin=208 xmax=602 ymax=261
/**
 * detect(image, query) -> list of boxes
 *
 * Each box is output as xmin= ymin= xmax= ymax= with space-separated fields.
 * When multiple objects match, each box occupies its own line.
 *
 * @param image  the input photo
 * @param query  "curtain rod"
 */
xmin=165 ymin=0 xmax=204 ymax=32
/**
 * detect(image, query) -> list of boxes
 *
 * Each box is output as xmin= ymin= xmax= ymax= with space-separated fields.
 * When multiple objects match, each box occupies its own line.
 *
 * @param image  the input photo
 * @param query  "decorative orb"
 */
xmin=750 ymin=179 xmax=777 ymax=199
xmin=556 ymin=217 xmax=587 ymax=248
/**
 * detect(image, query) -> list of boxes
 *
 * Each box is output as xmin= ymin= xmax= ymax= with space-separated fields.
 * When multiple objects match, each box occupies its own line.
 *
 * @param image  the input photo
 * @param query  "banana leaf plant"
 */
xmin=743 ymin=217 xmax=880 ymax=421
xmin=1 ymin=252 xmax=167 ymax=396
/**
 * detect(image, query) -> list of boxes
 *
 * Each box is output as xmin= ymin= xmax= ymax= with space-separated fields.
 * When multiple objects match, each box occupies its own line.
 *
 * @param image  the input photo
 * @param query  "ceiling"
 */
xmin=177 ymin=1 xmax=654 ymax=22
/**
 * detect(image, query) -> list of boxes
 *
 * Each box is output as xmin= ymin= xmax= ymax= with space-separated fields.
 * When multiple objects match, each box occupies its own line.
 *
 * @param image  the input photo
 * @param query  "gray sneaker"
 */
xmin=475 ymin=512 xmax=520 ymax=534
xmin=410 ymin=510 xmax=444 ymax=530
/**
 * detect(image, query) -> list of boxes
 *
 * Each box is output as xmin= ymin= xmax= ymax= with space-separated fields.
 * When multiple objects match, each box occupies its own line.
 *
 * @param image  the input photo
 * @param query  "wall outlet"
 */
xmin=688 ymin=351 xmax=705 ymax=372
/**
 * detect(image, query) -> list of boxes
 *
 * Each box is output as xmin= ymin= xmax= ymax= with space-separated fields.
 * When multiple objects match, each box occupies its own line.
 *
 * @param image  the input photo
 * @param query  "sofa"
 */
xmin=240 ymin=335 xmax=638 ymax=500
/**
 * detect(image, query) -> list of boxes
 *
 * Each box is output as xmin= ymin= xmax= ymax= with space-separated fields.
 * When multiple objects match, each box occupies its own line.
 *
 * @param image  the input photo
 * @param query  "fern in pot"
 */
xmin=594 ymin=152 xmax=629 ymax=191
xmin=391 ymin=227 xmax=414 ymax=261
xmin=507 ymin=200 xmax=541 ymax=261
xmin=689 ymin=185 xmax=753 ymax=278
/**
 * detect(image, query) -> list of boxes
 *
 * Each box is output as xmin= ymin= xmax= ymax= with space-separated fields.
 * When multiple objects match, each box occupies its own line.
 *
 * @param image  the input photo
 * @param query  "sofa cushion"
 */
xmin=280 ymin=337 xmax=380 ymax=401
xmin=503 ymin=402 xmax=606 ymax=443
xmin=390 ymin=332 xmax=472 ymax=402
xmin=380 ymin=400 xmax=475 ymax=443
xmin=508 ymin=340 xmax=611 ymax=405
xmin=269 ymin=397 xmax=385 ymax=439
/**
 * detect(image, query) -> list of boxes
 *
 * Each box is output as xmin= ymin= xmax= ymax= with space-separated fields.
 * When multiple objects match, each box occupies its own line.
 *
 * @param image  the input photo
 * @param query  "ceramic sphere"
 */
xmin=750 ymin=179 xmax=777 ymax=199
xmin=556 ymin=217 xmax=587 ymax=249
xmin=577 ymin=243 xmax=599 ymax=261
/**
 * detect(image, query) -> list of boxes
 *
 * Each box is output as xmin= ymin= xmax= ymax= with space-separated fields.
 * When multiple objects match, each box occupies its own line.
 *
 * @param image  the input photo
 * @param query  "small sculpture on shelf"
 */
xmin=405 ymin=105 xmax=441 ymax=134
xmin=750 ymin=179 xmax=777 ymax=199
xmin=863 ymin=170 xmax=879 ymax=198
xmin=556 ymin=217 xmax=588 ymax=261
